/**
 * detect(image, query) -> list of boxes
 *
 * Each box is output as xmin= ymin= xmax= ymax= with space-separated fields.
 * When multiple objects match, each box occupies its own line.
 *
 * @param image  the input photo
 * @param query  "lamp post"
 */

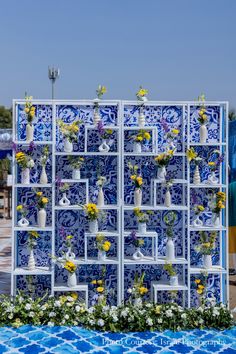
xmin=48 ymin=66 xmax=60 ymax=99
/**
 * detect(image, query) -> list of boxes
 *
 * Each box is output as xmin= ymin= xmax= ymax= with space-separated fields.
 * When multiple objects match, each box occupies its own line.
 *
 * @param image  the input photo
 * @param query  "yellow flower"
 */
xmin=97 ymin=280 xmax=103 ymax=285
xmin=136 ymin=136 xmax=143 ymax=142
xmin=144 ymin=132 xmax=151 ymax=140
xmin=36 ymin=192 xmax=43 ymax=197
xmin=136 ymin=177 xmax=143 ymax=186
xmin=16 ymin=205 xmax=23 ymax=211
xmin=217 ymin=201 xmax=225 ymax=209
xmin=197 ymin=289 xmax=203 ymax=294
xmin=198 ymin=285 xmax=205 ymax=290
xmin=41 ymin=197 xmax=48 ymax=204
xmin=202 ymin=242 xmax=211 ymax=248
xmin=168 ymin=150 xmax=174 ymax=155
xmin=24 ymin=107 xmax=30 ymax=113
xmin=155 ymin=305 xmax=162 ymax=314
xmin=91 ymin=280 xmax=97 ymax=285
xmin=138 ymin=286 xmax=148 ymax=295
xmin=208 ymin=162 xmax=216 ymax=166
xmin=71 ymin=292 xmax=78 ymax=300
xmin=195 ymin=279 xmax=201 ymax=284
xmin=172 ymin=128 xmax=179 ymax=135
xmin=96 ymin=287 xmax=104 ymax=293
xmin=64 ymin=261 xmax=76 ymax=273
xmin=217 ymin=192 xmax=226 ymax=201
xmin=198 ymin=205 xmax=204 ymax=212
xmin=137 ymin=88 xmax=148 ymax=97
xmin=102 ymin=241 xmax=111 ymax=252
xmin=130 ymin=175 xmax=136 ymax=180
xmin=186 ymin=148 xmax=197 ymax=162
xmin=66 ymin=235 xmax=73 ymax=240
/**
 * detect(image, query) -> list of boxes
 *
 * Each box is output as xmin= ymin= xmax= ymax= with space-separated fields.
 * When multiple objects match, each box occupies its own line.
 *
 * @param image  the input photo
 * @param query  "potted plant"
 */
xmin=93 ymin=85 xmax=107 ymax=125
xmin=161 ymin=119 xmax=180 ymax=151
xmin=97 ymin=121 xmax=113 ymax=153
xmin=193 ymin=204 xmax=205 ymax=228
xmin=195 ymin=231 xmax=217 ymax=269
xmin=27 ymin=231 xmax=39 ymax=270
xmin=154 ymin=149 xmax=174 ymax=182
xmin=24 ymin=95 xmax=36 ymax=142
xmin=57 ymin=180 xmax=70 ymax=206
xmin=131 ymin=130 xmax=151 ymax=153
xmin=208 ymin=191 xmax=226 ymax=227
xmin=68 ymin=156 xmax=84 ymax=180
xmin=95 ymin=233 xmax=111 ymax=261
xmin=133 ymin=207 xmax=153 ymax=233
xmin=163 ymin=211 xmax=177 ymax=261
xmin=130 ymin=230 xmax=145 ymax=260
xmin=128 ymin=162 xmax=143 ymax=206
xmin=35 ymin=191 xmax=48 ymax=228
xmin=16 ymin=204 xmax=29 ymax=227
xmin=127 ymin=272 xmax=148 ymax=306
xmin=186 ymin=147 xmax=202 ymax=185
xmin=164 ymin=262 xmax=178 ymax=286
xmin=83 ymin=203 xmax=100 ymax=233
xmin=96 ymin=176 xmax=107 ymax=207
xmin=15 ymin=145 xmax=35 ymax=185
xmin=39 ymin=145 xmax=49 ymax=184
xmin=197 ymin=94 xmax=208 ymax=143
xmin=57 ymin=119 xmax=81 ymax=153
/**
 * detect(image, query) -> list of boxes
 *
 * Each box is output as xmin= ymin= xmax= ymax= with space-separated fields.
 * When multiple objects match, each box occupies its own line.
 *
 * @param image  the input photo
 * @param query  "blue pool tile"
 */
xmin=19 ymin=344 xmax=45 ymax=354
xmin=192 ymin=350 xmax=210 ymax=354
xmin=219 ymin=349 xmax=236 ymax=354
xmin=136 ymin=344 xmax=162 ymax=354
xmin=73 ymin=340 xmax=94 ymax=352
xmin=164 ymin=330 xmax=186 ymax=339
xmin=103 ymin=333 xmax=127 ymax=341
xmin=39 ymin=336 xmax=64 ymax=349
xmin=0 ymin=344 xmax=9 ymax=354
xmin=153 ymin=335 xmax=172 ymax=347
xmin=202 ymin=343 xmax=223 ymax=352
xmin=71 ymin=327 xmax=96 ymax=338
xmin=106 ymin=345 xmax=129 ymax=353
xmin=56 ymin=329 xmax=79 ymax=341
xmin=42 ymin=326 xmax=66 ymax=334
xmin=132 ymin=331 xmax=156 ymax=340
xmin=24 ymin=330 xmax=49 ymax=341
xmin=88 ymin=335 xmax=108 ymax=346
xmin=169 ymin=343 xmax=194 ymax=353
xmin=14 ymin=325 xmax=36 ymax=334
xmin=8 ymin=337 xmax=31 ymax=348
xmin=0 ymin=329 xmax=18 ymax=341
xmin=50 ymin=343 xmax=78 ymax=354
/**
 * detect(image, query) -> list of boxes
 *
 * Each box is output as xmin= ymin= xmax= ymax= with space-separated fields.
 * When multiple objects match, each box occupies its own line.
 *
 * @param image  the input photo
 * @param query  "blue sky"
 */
xmin=0 ymin=0 xmax=235 ymax=108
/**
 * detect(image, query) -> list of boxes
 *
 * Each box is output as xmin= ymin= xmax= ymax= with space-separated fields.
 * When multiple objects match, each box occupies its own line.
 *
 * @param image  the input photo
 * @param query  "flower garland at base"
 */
xmin=0 ymin=293 xmax=234 ymax=332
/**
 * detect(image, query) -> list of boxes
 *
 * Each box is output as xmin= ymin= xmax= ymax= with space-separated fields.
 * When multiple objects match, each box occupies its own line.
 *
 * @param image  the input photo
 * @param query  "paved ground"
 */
xmin=0 ymin=218 xmax=235 ymax=309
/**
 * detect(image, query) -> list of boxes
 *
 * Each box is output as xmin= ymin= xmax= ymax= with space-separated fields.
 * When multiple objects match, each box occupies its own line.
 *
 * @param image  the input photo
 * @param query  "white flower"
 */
xmin=199 ymin=318 xmax=204 ymax=324
xmin=65 ymin=314 xmax=69 ymax=320
xmin=29 ymin=312 xmax=34 ymax=317
xmin=48 ymin=321 xmax=54 ymax=327
xmin=127 ymin=288 xmax=133 ymax=294
xmin=102 ymin=306 xmax=110 ymax=313
xmin=157 ymin=318 xmax=163 ymax=323
xmin=67 ymin=296 xmax=74 ymax=302
xmin=97 ymin=319 xmax=104 ymax=327
xmin=145 ymin=303 xmax=152 ymax=308
xmin=25 ymin=304 xmax=31 ymax=311
xmin=198 ymin=307 xmax=204 ymax=313
xmin=146 ymin=318 xmax=153 ymax=326
xmin=112 ymin=315 xmax=118 ymax=322
xmin=166 ymin=309 xmax=173 ymax=317
xmin=181 ymin=313 xmax=187 ymax=319
xmin=27 ymin=159 xmax=35 ymax=168
xmin=8 ymin=314 xmax=13 ymax=319
xmin=88 ymin=307 xmax=95 ymax=314
xmin=61 ymin=320 xmax=65 ymax=324
xmin=18 ymin=297 xmax=24 ymax=304
xmin=75 ymin=305 xmax=81 ymax=312
xmin=54 ymin=301 xmax=61 ymax=308
xmin=89 ymin=319 xmax=95 ymax=325
xmin=66 ymin=302 xmax=72 ymax=307
xmin=212 ymin=309 xmax=220 ymax=317
xmin=49 ymin=312 xmax=56 ymax=318
xmin=230 ymin=314 xmax=234 ymax=318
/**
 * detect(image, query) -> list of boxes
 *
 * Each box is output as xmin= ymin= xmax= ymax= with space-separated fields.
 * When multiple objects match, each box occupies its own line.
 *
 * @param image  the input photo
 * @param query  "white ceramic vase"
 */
xmin=64 ymin=138 xmax=73 ymax=153
xmin=97 ymin=187 xmax=104 ymax=207
xmin=134 ymin=188 xmax=142 ymax=206
xmin=200 ymin=124 xmax=207 ymax=143
xmin=203 ymin=254 xmax=212 ymax=269
xmin=28 ymin=249 xmax=36 ymax=270
xmin=207 ymin=171 xmax=219 ymax=185
xmin=94 ymin=111 xmax=101 ymax=125
xmin=59 ymin=193 xmax=71 ymax=206
xmin=98 ymin=250 xmax=107 ymax=261
xmin=72 ymin=168 xmax=81 ymax=180
xmin=157 ymin=166 xmax=166 ymax=182
xmin=164 ymin=189 xmax=171 ymax=207
xmin=166 ymin=238 xmax=175 ymax=261
xmin=40 ymin=166 xmax=48 ymax=184
xmin=99 ymin=140 xmax=110 ymax=153
xmin=138 ymin=222 xmax=146 ymax=233
xmin=89 ymin=219 xmax=98 ymax=233
xmin=212 ymin=213 xmax=220 ymax=227
xmin=21 ymin=168 xmax=30 ymax=184
xmin=67 ymin=272 xmax=77 ymax=287
xmin=138 ymin=113 xmax=145 ymax=127
xmin=193 ymin=165 xmax=201 ymax=185
xmin=169 ymin=275 xmax=178 ymax=286
xmin=133 ymin=142 xmax=142 ymax=153
xmin=193 ymin=215 xmax=203 ymax=228
xmin=18 ymin=217 xmax=29 ymax=227
xmin=132 ymin=247 xmax=144 ymax=260
xmin=38 ymin=208 xmax=46 ymax=228
xmin=26 ymin=123 xmax=34 ymax=142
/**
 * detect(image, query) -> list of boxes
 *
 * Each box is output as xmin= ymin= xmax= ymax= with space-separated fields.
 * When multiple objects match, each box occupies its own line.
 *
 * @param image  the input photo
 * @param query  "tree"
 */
xmin=0 ymin=106 xmax=12 ymax=128
xmin=229 ymin=110 xmax=236 ymax=121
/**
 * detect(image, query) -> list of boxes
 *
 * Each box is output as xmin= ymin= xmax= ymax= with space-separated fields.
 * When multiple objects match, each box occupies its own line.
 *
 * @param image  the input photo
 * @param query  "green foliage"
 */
xmin=0 ymin=106 xmax=12 ymax=128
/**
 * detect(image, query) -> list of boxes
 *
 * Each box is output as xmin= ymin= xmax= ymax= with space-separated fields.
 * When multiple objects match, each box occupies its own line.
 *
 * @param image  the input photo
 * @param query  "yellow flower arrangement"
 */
xmin=133 ymin=207 xmax=153 ymax=223
xmin=16 ymin=204 xmax=27 ymax=217
xmin=138 ymin=286 xmax=148 ymax=295
xmin=96 ymin=287 xmax=104 ymax=293
xmin=64 ymin=260 xmax=77 ymax=273
xmin=136 ymin=86 xmax=148 ymax=100
xmin=35 ymin=191 xmax=49 ymax=209
xmin=130 ymin=175 xmax=143 ymax=189
xmin=15 ymin=151 xmax=34 ymax=169
xmin=194 ymin=272 xmax=207 ymax=300
xmin=96 ymin=85 xmax=107 ymax=99
xmin=84 ymin=203 xmax=99 ymax=221
xmin=210 ymin=191 xmax=226 ymax=214
xmin=24 ymin=96 xmax=36 ymax=124
xmin=193 ymin=204 xmax=205 ymax=215
xmin=57 ymin=119 xmax=81 ymax=143
xmin=96 ymin=233 xmax=111 ymax=253
xmin=132 ymin=130 xmax=151 ymax=143
xmin=155 ymin=150 xmax=174 ymax=167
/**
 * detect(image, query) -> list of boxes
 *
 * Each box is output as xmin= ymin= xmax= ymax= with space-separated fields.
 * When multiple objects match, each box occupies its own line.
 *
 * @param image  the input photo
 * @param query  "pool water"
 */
xmin=0 ymin=326 xmax=235 ymax=353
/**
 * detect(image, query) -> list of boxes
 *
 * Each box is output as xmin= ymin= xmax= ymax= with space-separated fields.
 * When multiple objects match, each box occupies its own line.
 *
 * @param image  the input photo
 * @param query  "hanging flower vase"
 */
xmin=203 ymin=254 xmax=212 ymax=269
xmin=67 ymin=272 xmax=77 ymax=287
xmin=133 ymin=142 xmax=142 ymax=153
xmin=134 ymin=188 xmax=142 ymax=206
xmin=38 ymin=208 xmax=46 ymax=228
xmin=132 ymin=247 xmax=144 ymax=260
xmin=28 ymin=249 xmax=36 ymax=270
xmin=157 ymin=166 xmax=166 ymax=182
xmin=193 ymin=165 xmax=201 ymax=185
xmin=97 ymin=187 xmax=104 ymax=207
xmin=99 ymin=140 xmax=110 ymax=153
xmin=138 ymin=222 xmax=146 ymax=233
xmin=72 ymin=168 xmax=81 ymax=180
xmin=89 ymin=219 xmax=98 ymax=233
xmin=40 ymin=166 xmax=48 ymax=184
xmin=64 ymin=138 xmax=73 ymax=153
xmin=18 ymin=217 xmax=29 ymax=227
xmin=26 ymin=123 xmax=34 ymax=142
xmin=199 ymin=124 xmax=208 ymax=144
xmin=169 ymin=275 xmax=178 ymax=286
xmin=59 ymin=193 xmax=71 ymax=206
xmin=21 ymin=168 xmax=30 ymax=184
xmin=166 ymin=238 xmax=175 ymax=261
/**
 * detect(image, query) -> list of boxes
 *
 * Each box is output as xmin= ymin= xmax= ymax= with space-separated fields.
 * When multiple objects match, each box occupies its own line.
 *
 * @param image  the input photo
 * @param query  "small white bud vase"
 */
xmin=28 ymin=249 xmax=36 ymax=270
xmin=199 ymin=124 xmax=207 ymax=143
xmin=133 ymin=142 xmax=142 ymax=153
xmin=94 ymin=111 xmax=101 ymax=125
xmin=166 ymin=238 xmax=175 ymax=261
xmin=67 ymin=272 xmax=77 ymax=287
xmin=64 ymin=138 xmax=73 ymax=153
xmin=98 ymin=250 xmax=106 ymax=261
xmin=59 ymin=193 xmax=71 ymax=206
xmin=18 ymin=217 xmax=29 ymax=227
xmin=193 ymin=215 xmax=203 ymax=228
xmin=134 ymin=188 xmax=142 ymax=206
xmin=40 ymin=166 xmax=48 ymax=184
xmin=97 ymin=187 xmax=104 ymax=207
xmin=99 ymin=140 xmax=110 ymax=153
xmin=203 ymin=254 xmax=212 ymax=269
xmin=72 ymin=168 xmax=81 ymax=180
xmin=207 ymin=172 xmax=218 ymax=185
xmin=212 ymin=213 xmax=220 ymax=227
xmin=89 ymin=219 xmax=98 ymax=233
xmin=138 ymin=112 xmax=145 ymax=127
xmin=21 ymin=168 xmax=30 ymax=184
xmin=193 ymin=165 xmax=201 ymax=185
xmin=164 ymin=189 xmax=171 ymax=207
xmin=138 ymin=222 xmax=146 ymax=233
xmin=38 ymin=208 xmax=46 ymax=228
xmin=132 ymin=247 xmax=144 ymax=260
xmin=26 ymin=123 xmax=34 ymax=142
xmin=157 ymin=166 xmax=166 ymax=182
xmin=169 ymin=275 xmax=178 ymax=286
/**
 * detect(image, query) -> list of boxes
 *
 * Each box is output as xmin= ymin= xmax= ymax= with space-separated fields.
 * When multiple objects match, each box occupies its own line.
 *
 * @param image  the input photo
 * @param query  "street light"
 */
xmin=48 ymin=66 xmax=60 ymax=99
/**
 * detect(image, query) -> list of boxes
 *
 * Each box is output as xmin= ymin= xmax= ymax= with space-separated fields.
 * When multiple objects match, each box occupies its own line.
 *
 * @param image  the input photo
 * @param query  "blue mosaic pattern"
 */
xmin=0 ymin=326 xmax=235 ymax=353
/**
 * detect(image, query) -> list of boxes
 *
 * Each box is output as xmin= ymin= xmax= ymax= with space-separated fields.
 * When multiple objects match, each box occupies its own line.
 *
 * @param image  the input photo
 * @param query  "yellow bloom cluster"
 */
xmin=36 ymin=192 xmax=43 ymax=197
xmin=96 ymin=286 xmax=104 ymax=293
xmin=102 ymin=241 xmax=111 ymax=252
xmin=136 ymin=87 xmax=148 ymax=97
xmin=186 ymin=148 xmax=197 ymax=162
xmin=66 ymin=235 xmax=73 ymax=240
xmin=41 ymin=197 xmax=48 ymax=204
xmin=171 ymin=128 xmax=179 ymax=135
xmin=155 ymin=150 xmax=174 ymax=166
xmin=16 ymin=152 xmax=28 ymax=168
xmin=217 ymin=191 xmax=226 ymax=202
xmin=84 ymin=203 xmax=99 ymax=220
xmin=24 ymin=105 xmax=35 ymax=118
xmin=208 ymin=162 xmax=216 ymax=167
xmin=57 ymin=120 xmax=80 ymax=137
xmin=64 ymin=260 xmax=76 ymax=273
xmin=91 ymin=279 xmax=103 ymax=285
xmin=133 ymin=130 xmax=151 ymax=143
xmin=198 ymin=108 xmax=208 ymax=125
xmin=130 ymin=175 xmax=143 ymax=187
xmin=195 ymin=279 xmax=205 ymax=294
xmin=28 ymin=231 xmax=39 ymax=239
xmin=138 ymin=286 xmax=148 ymax=295
xmin=16 ymin=205 xmax=23 ymax=211
xmin=197 ymin=205 xmax=204 ymax=212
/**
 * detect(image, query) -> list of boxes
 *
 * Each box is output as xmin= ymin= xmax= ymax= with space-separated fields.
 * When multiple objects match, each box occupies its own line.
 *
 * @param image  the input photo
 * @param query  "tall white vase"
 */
xmin=169 ymin=275 xmax=178 ymax=286
xmin=64 ymin=138 xmax=73 ymax=153
xmin=193 ymin=165 xmax=201 ymax=185
xmin=157 ymin=166 xmax=166 ymax=182
xmin=26 ymin=124 xmax=34 ymax=142
xmin=133 ymin=142 xmax=142 ymax=153
xmin=40 ymin=166 xmax=48 ymax=184
xmin=28 ymin=249 xmax=36 ymax=270
xmin=138 ymin=113 xmax=145 ymax=127
xmin=94 ymin=111 xmax=101 ymax=125
xmin=138 ymin=222 xmax=146 ymax=233
xmin=72 ymin=168 xmax=81 ymax=180
xmin=199 ymin=124 xmax=207 ymax=143
xmin=38 ymin=208 xmax=46 ymax=228
xmin=212 ymin=213 xmax=220 ymax=227
xmin=97 ymin=187 xmax=104 ymax=207
xmin=98 ymin=250 xmax=107 ymax=261
xmin=203 ymin=254 xmax=212 ymax=269
xmin=134 ymin=188 xmax=142 ymax=206
xmin=59 ymin=193 xmax=71 ymax=206
xmin=21 ymin=168 xmax=30 ymax=184
xmin=89 ymin=219 xmax=98 ymax=233
xmin=164 ymin=189 xmax=171 ymax=207
xmin=67 ymin=272 xmax=77 ymax=287
xmin=166 ymin=238 xmax=175 ymax=261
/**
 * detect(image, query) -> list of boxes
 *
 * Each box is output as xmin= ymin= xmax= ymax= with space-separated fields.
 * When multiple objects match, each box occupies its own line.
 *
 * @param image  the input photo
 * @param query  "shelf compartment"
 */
xmin=13 ymin=267 xmax=51 ymax=275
